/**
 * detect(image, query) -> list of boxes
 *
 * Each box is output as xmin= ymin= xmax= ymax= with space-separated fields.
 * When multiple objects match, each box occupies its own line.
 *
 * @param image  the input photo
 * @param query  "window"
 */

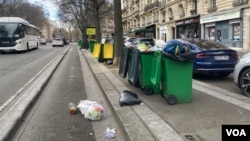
xmin=191 ymin=0 xmax=197 ymax=10
xmin=232 ymin=23 xmax=240 ymax=40
xmin=208 ymin=27 xmax=215 ymax=40
xmin=168 ymin=8 xmax=174 ymax=20
xmin=179 ymin=4 xmax=185 ymax=18
xmin=210 ymin=0 xmax=216 ymax=8
xmin=162 ymin=11 xmax=166 ymax=22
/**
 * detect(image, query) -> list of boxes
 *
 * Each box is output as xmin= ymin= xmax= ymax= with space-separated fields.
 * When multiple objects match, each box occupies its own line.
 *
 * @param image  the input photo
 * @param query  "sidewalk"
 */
xmin=80 ymin=47 xmax=250 ymax=141
xmin=80 ymin=49 xmax=183 ymax=141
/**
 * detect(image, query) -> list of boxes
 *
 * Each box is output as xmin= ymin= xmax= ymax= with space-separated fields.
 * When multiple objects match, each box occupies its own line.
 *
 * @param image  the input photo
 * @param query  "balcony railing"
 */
xmin=144 ymin=1 xmax=160 ymax=12
xmin=232 ymin=0 xmax=249 ymax=6
xmin=179 ymin=14 xmax=185 ymax=18
xmin=207 ymin=6 xmax=217 ymax=13
xmin=153 ymin=19 xmax=159 ymax=23
xmin=159 ymin=0 xmax=166 ymax=8
xmin=190 ymin=9 xmax=197 ymax=15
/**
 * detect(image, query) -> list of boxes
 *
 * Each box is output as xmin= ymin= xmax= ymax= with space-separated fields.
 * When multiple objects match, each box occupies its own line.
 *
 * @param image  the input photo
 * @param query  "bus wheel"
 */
xmin=26 ymin=43 xmax=29 ymax=52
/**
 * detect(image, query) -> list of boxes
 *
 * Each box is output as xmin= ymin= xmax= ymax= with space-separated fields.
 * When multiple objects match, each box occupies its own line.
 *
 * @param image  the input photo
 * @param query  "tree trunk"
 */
xmin=113 ymin=0 xmax=123 ymax=65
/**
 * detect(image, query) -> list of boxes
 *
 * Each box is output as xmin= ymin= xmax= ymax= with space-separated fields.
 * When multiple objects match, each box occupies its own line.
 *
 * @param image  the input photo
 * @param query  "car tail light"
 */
xmin=232 ymin=52 xmax=238 ymax=58
xmin=196 ymin=53 xmax=210 ymax=58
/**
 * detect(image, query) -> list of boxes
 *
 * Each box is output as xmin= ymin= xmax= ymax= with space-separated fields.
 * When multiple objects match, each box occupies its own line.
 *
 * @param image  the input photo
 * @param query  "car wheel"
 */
xmin=239 ymin=68 xmax=250 ymax=97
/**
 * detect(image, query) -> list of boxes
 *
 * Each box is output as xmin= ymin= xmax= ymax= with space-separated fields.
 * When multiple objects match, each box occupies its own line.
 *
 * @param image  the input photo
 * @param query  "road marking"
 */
xmin=193 ymin=80 xmax=250 ymax=111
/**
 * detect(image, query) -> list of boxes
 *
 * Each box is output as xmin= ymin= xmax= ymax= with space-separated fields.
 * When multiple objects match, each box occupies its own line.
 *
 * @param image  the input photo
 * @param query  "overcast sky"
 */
xmin=27 ymin=0 xmax=59 ymax=21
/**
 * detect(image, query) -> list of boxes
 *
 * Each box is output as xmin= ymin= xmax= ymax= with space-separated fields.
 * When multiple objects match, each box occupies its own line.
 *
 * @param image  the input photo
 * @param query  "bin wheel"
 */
xmin=135 ymin=80 xmax=140 ymax=87
xmin=160 ymin=90 xmax=164 ymax=97
xmin=128 ymin=79 xmax=132 ymax=85
xmin=166 ymin=95 xmax=177 ymax=105
xmin=144 ymin=87 xmax=153 ymax=95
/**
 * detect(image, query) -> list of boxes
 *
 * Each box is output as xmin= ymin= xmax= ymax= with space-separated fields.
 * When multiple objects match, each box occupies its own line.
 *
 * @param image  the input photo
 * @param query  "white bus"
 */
xmin=0 ymin=17 xmax=40 ymax=52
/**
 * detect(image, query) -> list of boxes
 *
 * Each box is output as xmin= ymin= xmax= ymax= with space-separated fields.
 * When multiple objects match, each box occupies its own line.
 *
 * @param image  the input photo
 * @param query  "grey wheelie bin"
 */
xmin=127 ymin=48 xmax=139 ymax=87
xmin=119 ymin=47 xmax=130 ymax=78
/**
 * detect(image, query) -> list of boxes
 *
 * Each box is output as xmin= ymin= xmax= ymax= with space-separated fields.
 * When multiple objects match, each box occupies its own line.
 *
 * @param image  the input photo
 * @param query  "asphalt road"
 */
xmin=11 ymin=45 xmax=95 ymax=141
xmin=0 ymin=46 xmax=64 ymax=107
xmin=9 ymin=44 xmax=126 ymax=141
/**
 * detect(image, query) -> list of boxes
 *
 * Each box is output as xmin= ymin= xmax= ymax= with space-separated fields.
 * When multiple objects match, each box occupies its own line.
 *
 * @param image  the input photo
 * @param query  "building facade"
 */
xmin=122 ymin=0 xmax=250 ymax=51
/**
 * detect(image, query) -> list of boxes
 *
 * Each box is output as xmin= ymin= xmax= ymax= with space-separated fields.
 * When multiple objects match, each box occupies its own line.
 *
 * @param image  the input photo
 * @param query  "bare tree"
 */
xmin=0 ymin=0 xmax=23 ymax=16
xmin=58 ymin=0 xmax=93 ymax=48
xmin=88 ymin=0 xmax=106 ymax=42
xmin=15 ymin=3 xmax=47 ymax=29
xmin=0 ymin=1 xmax=47 ymax=30
xmin=113 ymin=0 xmax=123 ymax=65
xmin=58 ymin=0 xmax=113 ymax=43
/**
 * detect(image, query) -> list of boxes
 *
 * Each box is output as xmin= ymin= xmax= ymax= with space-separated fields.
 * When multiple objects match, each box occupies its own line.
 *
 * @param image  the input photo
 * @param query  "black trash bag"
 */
xmin=119 ymin=90 xmax=142 ymax=106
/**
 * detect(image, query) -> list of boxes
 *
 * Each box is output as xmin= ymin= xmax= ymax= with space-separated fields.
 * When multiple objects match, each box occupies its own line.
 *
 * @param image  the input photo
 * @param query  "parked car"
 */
xmin=234 ymin=53 xmax=250 ymax=97
xmin=39 ymin=38 xmax=46 ymax=45
xmin=52 ymin=38 xmax=64 ymax=47
xmin=165 ymin=38 xmax=238 ymax=77
xmin=129 ymin=38 xmax=155 ymax=48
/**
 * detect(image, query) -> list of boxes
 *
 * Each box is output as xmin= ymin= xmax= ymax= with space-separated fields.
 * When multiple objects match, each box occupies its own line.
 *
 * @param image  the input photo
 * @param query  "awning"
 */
xmin=132 ymin=24 xmax=155 ymax=33
xmin=132 ymin=27 xmax=146 ymax=32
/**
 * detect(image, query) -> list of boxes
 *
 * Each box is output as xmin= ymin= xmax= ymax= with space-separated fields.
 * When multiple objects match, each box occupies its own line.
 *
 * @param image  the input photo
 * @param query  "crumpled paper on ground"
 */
xmin=105 ymin=127 xmax=116 ymax=139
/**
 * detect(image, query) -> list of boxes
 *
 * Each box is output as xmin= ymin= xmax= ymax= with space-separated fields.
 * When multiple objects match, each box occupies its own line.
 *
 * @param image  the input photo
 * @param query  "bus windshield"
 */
xmin=0 ymin=23 xmax=20 ymax=38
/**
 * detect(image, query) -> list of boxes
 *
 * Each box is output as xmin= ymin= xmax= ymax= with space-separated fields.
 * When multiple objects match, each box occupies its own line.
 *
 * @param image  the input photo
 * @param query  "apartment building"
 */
xmin=122 ymin=0 xmax=250 ymax=51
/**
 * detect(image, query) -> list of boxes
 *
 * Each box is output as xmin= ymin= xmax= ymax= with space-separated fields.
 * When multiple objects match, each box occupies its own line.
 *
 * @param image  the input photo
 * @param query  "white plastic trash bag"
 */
xmin=155 ymin=39 xmax=166 ymax=48
xmin=77 ymin=100 xmax=104 ymax=121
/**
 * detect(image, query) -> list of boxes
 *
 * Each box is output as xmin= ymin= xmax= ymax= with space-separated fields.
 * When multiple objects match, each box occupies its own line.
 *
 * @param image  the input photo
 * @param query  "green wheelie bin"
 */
xmin=98 ymin=44 xmax=105 ymax=62
xmin=161 ymin=53 xmax=193 ymax=105
xmin=138 ymin=51 xmax=161 ymax=95
xmin=89 ymin=40 xmax=96 ymax=53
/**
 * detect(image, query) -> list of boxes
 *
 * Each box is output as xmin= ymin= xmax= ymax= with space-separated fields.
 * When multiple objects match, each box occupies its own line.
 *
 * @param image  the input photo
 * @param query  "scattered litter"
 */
xmin=89 ymin=132 xmax=93 ymax=136
xmin=119 ymin=90 xmax=142 ymax=106
xmin=155 ymin=39 xmax=166 ymax=48
xmin=105 ymin=127 xmax=116 ymax=139
xmin=68 ymin=102 xmax=77 ymax=114
xmin=77 ymin=100 xmax=104 ymax=121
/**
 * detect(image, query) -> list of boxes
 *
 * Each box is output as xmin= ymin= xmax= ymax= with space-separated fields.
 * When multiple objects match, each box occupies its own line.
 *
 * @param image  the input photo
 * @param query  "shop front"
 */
xmin=200 ymin=8 xmax=243 ymax=48
xmin=133 ymin=24 xmax=156 ymax=38
xmin=159 ymin=25 xmax=167 ymax=42
xmin=175 ymin=16 xmax=200 ymax=39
